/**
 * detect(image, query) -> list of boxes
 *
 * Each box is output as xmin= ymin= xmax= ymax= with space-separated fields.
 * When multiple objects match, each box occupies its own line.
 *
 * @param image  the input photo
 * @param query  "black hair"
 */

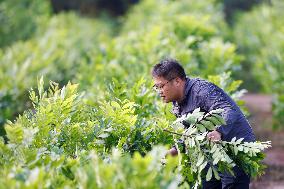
xmin=152 ymin=58 xmax=186 ymax=81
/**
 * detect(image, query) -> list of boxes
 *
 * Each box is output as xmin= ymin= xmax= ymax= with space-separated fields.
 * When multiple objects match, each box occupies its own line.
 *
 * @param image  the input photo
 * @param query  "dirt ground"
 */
xmin=241 ymin=94 xmax=284 ymax=189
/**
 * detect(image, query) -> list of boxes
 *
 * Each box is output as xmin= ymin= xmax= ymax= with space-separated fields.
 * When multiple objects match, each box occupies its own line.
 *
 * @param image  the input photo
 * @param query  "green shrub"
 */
xmin=0 ymin=13 xmax=113 ymax=132
xmin=77 ymin=0 xmax=242 ymax=93
xmin=0 ymin=74 xmax=261 ymax=188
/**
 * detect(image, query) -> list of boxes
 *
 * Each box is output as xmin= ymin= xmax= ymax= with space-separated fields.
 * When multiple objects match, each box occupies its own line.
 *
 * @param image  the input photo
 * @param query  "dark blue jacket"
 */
xmin=172 ymin=77 xmax=255 ymax=142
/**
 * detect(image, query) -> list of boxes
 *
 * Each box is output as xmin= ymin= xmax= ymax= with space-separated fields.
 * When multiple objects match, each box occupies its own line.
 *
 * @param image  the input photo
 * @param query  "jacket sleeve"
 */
xmin=196 ymin=82 xmax=240 ymax=139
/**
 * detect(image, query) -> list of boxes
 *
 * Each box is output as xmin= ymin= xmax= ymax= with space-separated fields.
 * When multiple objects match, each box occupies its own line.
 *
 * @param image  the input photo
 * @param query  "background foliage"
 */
xmin=230 ymin=0 xmax=284 ymax=128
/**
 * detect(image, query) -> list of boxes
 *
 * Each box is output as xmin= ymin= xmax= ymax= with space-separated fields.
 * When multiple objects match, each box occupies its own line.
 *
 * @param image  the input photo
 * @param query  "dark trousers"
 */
xmin=202 ymin=166 xmax=250 ymax=189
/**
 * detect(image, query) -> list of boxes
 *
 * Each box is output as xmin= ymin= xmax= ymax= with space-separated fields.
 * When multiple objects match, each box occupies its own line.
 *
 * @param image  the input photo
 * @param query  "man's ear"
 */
xmin=174 ymin=77 xmax=182 ymax=86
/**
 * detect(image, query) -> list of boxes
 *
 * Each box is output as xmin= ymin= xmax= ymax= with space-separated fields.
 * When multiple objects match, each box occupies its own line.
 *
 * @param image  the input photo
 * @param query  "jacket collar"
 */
xmin=171 ymin=77 xmax=200 ymax=117
xmin=175 ymin=77 xmax=193 ymax=106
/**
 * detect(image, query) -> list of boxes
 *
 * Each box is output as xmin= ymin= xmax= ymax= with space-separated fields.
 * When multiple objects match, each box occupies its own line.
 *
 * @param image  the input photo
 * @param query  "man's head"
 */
xmin=152 ymin=58 xmax=187 ymax=103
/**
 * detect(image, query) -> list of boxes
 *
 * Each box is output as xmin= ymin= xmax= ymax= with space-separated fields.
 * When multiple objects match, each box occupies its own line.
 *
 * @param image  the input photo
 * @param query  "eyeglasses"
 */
xmin=152 ymin=78 xmax=174 ymax=92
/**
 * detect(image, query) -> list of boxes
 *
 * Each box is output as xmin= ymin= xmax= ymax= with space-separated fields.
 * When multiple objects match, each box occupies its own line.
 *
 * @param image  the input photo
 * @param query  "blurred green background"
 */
xmin=1 ymin=0 xmax=283 ymax=131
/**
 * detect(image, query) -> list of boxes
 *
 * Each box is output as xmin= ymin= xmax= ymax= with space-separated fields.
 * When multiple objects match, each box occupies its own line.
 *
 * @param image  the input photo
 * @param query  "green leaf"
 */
xmin=197 ymin=124 xmax=206 ymax=132
xmin=188 ymin=128 xmax=198 ymax=135
xmin=238 ymin=145 xmax=244 ymax=151
xmin=60 ymin=86 xmax=66 ymax=99
xmin=213 ymin=156 xmax=219 ymax=165
xmin=104 ymin=127 xmax=114 ymax=132
xmin=199 ymin=161 xmax=208 ymax=173
xmin=5 ymin=124 xmax=23 ymax=144
xmin=196 ymin=154 xmax=204 ymax=167
xmin=95 ymin=140 xmax=105 ymax=145
xmin=236 ymin=138 xmax=244 ymax=144
xmin=201 ymin=120 xmax=215 ymax=130
xmin=38 ymin=76 xmax=44 ymax=99
xmin=212 ymin=167 xmax=220 ymax=180
xmin=210 ymin=109 xmax=224 ymax=114
xmin=98 ymin=133 xmax=109 ymax=139
xmin=210 ymin=144 xmax=217 ymax=153
xmin=234 ymin=145 xmax=238 ymax=155
xmin=206 ymin=167 xmax=212 ymax=181
xmin=212 ymin=114 xmax=226 ymax=125
xmin=205 ymin=116 xmax=220 ymax=127
xmin=110 ymin=101 xmax=121 ymax=109
xmin=185 ymin=114 xmax=199 ymax=124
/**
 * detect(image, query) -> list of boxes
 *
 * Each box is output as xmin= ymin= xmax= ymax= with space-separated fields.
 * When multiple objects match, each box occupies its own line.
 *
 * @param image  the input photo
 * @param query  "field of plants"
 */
xmin=0 ymin=0 xmax=283 ymax=188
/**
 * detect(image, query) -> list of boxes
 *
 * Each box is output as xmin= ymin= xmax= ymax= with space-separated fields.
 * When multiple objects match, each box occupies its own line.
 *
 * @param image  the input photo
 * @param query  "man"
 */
xmin=152 ymin=58 xmax=255 ymax=189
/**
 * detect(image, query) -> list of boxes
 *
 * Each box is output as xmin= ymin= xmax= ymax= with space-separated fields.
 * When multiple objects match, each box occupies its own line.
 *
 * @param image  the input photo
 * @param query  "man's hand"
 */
xmin=207 ymin=130 xmax=221 ymax=142
xmin=166 ymin=147 xmax=178 ymax=157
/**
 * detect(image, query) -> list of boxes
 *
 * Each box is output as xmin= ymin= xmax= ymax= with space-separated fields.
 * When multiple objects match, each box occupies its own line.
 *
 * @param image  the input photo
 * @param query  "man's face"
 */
xmin=153 ymin=76 xmax=180 ymax=103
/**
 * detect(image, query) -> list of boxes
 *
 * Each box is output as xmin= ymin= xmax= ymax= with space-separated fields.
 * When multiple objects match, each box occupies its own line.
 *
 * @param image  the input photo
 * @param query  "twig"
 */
xmin=163 ymin=129 xmax=183 ymax=136
xmin=163 ymin=129 xmax=196 ymax=138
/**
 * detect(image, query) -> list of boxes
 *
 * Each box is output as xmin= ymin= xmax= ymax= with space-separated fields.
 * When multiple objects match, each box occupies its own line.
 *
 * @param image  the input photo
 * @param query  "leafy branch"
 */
xmin=165 ymin=108 xmax=271 ymax=188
